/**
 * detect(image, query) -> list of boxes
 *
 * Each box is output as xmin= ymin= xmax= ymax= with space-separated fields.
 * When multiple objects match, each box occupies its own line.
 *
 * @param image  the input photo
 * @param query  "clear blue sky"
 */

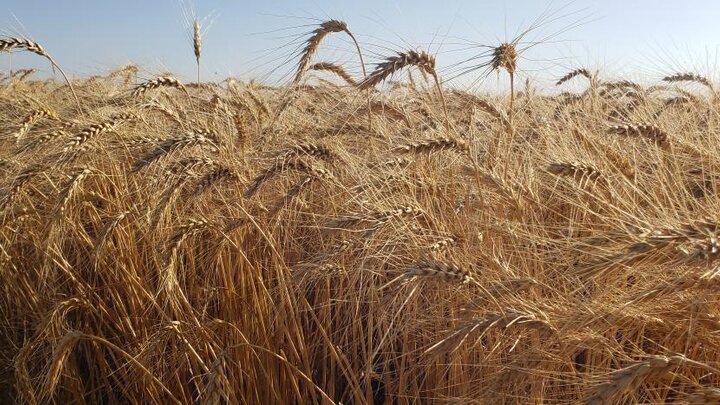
xmin=2 ymin=1 xmax=719 ymax=89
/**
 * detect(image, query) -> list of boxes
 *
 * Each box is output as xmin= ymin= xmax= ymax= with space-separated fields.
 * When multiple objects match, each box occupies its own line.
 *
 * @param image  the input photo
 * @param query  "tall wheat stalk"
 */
xmin=193 ymin=18 xmax=202 ymax=84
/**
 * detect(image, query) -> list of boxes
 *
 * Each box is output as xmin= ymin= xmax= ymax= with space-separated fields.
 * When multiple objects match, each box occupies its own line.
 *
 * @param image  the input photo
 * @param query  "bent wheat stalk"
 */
xmin=0 ymin=37 xmax=83 ymax=115
xmin=293 ymin=19 xmax=370 ymax=129
xmin=294 ymin=20 xmax=366 ymax=84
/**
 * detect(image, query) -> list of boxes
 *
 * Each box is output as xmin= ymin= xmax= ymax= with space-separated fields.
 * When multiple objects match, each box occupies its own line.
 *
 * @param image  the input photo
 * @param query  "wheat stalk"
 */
xmin=601 ymin=80 xmax=642 ymax=92
xmin=270 ymin=176 xmax=315 ymax=216
xmin=203 ymin=353 xmax=230 ymax=405
xmin=92 ymin=211 xmax=130 ymax=255
xmin=243 ymin=88 xmax=271 ymax=117
xmin=627 ymin=268 xmax=720 ymax=304
xmin=580 ymin=219 xmax=720 ymax=279
xmin=368 ymin=156 xmax=413 ymax=169
xmin=429 ymin=237 xmax=456 ymax=253
xmin=572 ymin=130 xmax=635 ymax=181
xmin=294 ymin=20 xmax=366 ymax=85
xmin=491 ymin=43 xmax=518 ymax=124
xmin=167 ymin=157 xmax=216 ymax=176
xmin=109 ymin=63 xmax=138 ymax=84
xmin=355 ymin=101 xmax=410 ymax=125
xmin=683 ymin=387 xmax=720 ymax=404
xmin=326 ymin=205 xmax=424 ymax=231
xmin=142 ymin=99 xmax=184 ymax=124
xmin=162 ymin=219 xmax=212 ymax=314
xmin=0 ymin=36 xmax=82 ymax=114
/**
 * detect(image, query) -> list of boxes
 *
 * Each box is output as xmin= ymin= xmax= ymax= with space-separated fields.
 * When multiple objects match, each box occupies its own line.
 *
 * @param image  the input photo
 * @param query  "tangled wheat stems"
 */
xmin=4 ymin=13 xmax=720 ymax=405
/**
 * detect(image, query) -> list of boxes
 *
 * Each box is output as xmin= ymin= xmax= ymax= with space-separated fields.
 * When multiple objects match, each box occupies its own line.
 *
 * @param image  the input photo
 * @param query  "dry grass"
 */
xmin=2 ymin=15 xmax=720 ymax=405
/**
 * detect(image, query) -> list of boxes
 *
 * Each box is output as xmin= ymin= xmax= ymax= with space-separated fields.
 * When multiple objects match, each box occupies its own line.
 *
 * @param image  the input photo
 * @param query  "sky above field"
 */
xmin=2 ymin=0 xmax=719 ymax=90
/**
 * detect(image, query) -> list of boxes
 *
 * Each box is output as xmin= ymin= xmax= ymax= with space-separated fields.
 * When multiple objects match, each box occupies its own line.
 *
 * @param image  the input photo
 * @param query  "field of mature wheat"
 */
xmin=1 ymin=18 xmax=720 ymax=404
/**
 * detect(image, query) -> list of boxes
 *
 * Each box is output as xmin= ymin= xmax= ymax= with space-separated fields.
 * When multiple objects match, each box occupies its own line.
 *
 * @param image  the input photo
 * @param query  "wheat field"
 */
xmin=1 ymin=17 xmax=720 ymax=405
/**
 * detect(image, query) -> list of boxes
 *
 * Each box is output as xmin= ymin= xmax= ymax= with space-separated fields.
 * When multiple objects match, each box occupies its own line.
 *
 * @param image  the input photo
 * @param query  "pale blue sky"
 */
xmin=2 ymin=1 xmax=719 ymax=89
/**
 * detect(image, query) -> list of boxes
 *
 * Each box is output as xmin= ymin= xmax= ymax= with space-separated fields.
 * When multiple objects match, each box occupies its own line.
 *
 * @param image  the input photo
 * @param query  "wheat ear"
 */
xmin=308 ymin=62 xmax=356 ymax=86
xmin=393 ymin=136 xmax=468 ymax=154
xmin=663 ymin=72 xmax=713 ymax=92
xmin=132 ymin=128 xmax=218 ymax=172
xmin=406 ymin=260 xmax=473 ymax=284
xmin=556 ymin=68 xmax=592 ymax=86
xmin=14 ymin=108 xmax=56 ymax=146
xmin=608 ymin=123 xmax=670 ymax=148
xmin=491 ymin=43 xmax=518 ymax=124
xmin=586 ymin=354 xmax=719 ymax=405
xmin=193 ymin=18 xmax=201 ymax=83
xmin=359 ymin=50 xmax=449 ymax=128
xmin=547 ymin=162 xmax=605 ymax=188
xmin=132 ymin=76 xmax=188 ymax=97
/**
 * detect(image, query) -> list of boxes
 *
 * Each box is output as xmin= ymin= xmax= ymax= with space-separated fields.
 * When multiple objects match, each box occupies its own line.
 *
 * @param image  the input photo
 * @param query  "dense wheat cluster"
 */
xmin=1 ymin=18 xmax=720 ymax=404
